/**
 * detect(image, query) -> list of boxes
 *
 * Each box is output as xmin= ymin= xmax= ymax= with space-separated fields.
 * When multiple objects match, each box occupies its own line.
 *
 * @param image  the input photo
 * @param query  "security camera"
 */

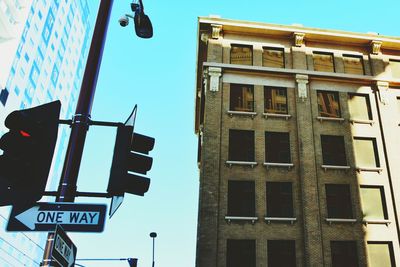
xmin=119 ymin=16 xmax=129 ymax=27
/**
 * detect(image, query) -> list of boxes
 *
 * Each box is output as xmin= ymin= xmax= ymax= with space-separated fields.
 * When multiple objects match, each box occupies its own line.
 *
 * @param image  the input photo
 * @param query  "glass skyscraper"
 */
xmin=0 ymin=0 xmax=93 ymax=266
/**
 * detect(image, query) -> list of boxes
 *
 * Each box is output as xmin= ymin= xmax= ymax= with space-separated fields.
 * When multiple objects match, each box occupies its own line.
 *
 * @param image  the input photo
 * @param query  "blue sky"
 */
xmin=67 ymin=0 xmax=400 ymax=266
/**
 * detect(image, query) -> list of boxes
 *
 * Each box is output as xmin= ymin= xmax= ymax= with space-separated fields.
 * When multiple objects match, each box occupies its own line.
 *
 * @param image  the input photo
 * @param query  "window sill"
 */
xmin=350 ymin=119 xmax=374 ymax=125
xmin=263 ymin=162 xmax=294 ymax=170
xmin=321 ymin=165 xmax=351 ymax=171
xmin=363 ymin=219 xmax=391 ymax=226
xmin=225 ymin=216 xmax=258 ymax=224
xmin=226 ymin=161 xmax=258 ymax=168
xmin=264 ymin=217 xmax=297 ymax=224
xmin=326 ymin=218 xmax=357 ymax=225
xmin=227 ymin=110 xmax=257 ymax=119
xmin=263 ymin=113 xmax=291 ymax=120
xmin=356 ymin=167 xmax=383 ymax=173
xmin=317 ymin=116 xmax=345 ymax=123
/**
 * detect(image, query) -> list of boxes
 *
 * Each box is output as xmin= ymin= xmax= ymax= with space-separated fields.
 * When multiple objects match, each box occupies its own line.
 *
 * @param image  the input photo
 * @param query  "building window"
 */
xmin=348 ymin=94 xmax=372 ymax=121
xmin=229 ymin=130 xmax=255 ymax=162
xmin=353 ymin=137 xmax=380 ymax=168
xmin=0 ymin=88 xmax=9 ymax=106
xmin=367 ymin=242 xmax=395 ymax=267
xmin=230 ymin=44 xmax=253 ymax=65
xmin=264 ymin=87 xmax=288 ymax=114
xmin=343 ymin=55 xmax=364 ymax=75
xmin=389 ymin=59 xmax=400 ymax=78
xmin=325 ymin=184 xmax=353 ymax=219
xmin=321 ymin=135 xmax=347 ymax=166
xmin=228 ymin=181 xmax=255 ymax=217
xmin=313 ymin=52 xmax=335 ymax=72
xmin=267 ymin=240 xmax=296 ymax=267
xmin=227 ymin=239 xmax=256 ymax=267
xmin=230 ymin=84 xmax=254 ymax=112
xmin=360 ymin=186 xmax=388 ymax=220
xmin=317 ymin=90 xmax=341 ymax=118
xmin=263 ymin=47 xmax=285 ymax=68
xmin=331 ymin=241 xmax=359 ymax=267
xmin=266 ymin=182 xmax=293 ymax=217
xmin=265 ymin=132 xmax=291 ymax=163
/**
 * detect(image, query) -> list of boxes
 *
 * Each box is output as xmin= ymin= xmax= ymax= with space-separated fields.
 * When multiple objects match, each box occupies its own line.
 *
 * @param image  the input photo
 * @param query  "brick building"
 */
xmin=194 ymin=16 xmax=400 ymax=267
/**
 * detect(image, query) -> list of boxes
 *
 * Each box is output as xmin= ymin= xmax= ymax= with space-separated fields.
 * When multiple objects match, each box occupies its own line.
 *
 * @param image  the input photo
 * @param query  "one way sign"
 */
xmin=7 ymin=202 xmax=106 ymax=232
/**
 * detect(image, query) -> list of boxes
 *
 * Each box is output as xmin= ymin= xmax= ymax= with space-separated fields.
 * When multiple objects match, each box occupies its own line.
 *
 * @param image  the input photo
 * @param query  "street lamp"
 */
xmin=150 ymin=232 xmax=157 ymax=267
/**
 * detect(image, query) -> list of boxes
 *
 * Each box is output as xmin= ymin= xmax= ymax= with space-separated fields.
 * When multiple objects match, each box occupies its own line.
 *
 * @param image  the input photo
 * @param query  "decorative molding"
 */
xmin=208 ymin=67 xmax=222 ymax=92
xmin=296 ymin=74 xmax=309 ymax=100
xmin=293 ymin=32 xmax=305 ymax=47
xmin=377 ymin=81 xmax=389 ymax=105
xmin=371 ymin=40 xmax=382 ymax=55
xmin=211 ymin=24 xmax=223 ymax=39
xmin=200 ymin=33 xmax=209 ymax=44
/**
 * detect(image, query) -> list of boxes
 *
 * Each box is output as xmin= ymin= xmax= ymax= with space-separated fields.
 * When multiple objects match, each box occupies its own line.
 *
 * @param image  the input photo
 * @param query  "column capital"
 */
xmin=371 ymin=40 xmax=382 ymax=55
xmin=293 ymin=32 xmax=306 ymax=47
xmin=211 ymin=24 xmax=223 ymax=39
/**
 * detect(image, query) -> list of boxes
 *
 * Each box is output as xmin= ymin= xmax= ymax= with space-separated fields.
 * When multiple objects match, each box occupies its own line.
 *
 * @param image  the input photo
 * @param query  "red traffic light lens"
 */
xmin=19 ymin=130 xmax=31 ymax=137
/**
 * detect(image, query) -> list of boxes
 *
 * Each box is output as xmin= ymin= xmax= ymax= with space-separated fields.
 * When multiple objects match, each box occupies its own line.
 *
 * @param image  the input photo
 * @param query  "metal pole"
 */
xmin=41 ymin=0 xmax=114 ymax=265
xmin=152 ymin=237 xmax=155 ymax=267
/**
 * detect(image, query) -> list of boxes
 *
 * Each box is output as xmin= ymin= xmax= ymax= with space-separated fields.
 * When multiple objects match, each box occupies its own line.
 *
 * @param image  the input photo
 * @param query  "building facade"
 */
xmin=195 ymin=16 xmax=400 ymax=267
xmin=0 ymin=0 xmax=92 ymax=266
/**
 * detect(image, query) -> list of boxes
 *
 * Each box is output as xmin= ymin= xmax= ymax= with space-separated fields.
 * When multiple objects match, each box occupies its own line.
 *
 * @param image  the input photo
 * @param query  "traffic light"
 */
xmin=127 ymin=258 xmax=138 ymax=267
xmin=0 ymin=101 xmax=61 ymax=206
xmin=107 ymin=124 xmax=155 ymax=197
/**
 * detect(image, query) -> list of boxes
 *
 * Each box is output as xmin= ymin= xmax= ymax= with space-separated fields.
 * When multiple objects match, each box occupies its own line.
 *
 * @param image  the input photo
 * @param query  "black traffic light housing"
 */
xmin=0 ymin=101 xmax=61 ymax=206
xmin=107 ymin=106 xmax=155 ymax=217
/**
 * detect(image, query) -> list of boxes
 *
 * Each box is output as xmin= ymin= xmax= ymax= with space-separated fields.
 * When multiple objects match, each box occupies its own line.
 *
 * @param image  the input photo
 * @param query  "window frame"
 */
xmin=367 ymin=241 xmax=395 ymax=267
xmin=330 ymin=241 xmax=359 ymax=267
xmin=353 ymin=137 xmax=380 ymax=169
xmin=264 ymin=86 xmax=288 ymax=115
xmin=313 ymin=51 xmax=335 ymax=72
xmin=321 ymin=135 xmax=347 ymax=166
xmin=325 ymin=184 xmax=354 ymax=219
xmin=265 ymin=131 xmax=291 ymax=164
xmin=227 ymin=239 xmax=256 ymax=267
xmin=227 ymin=180 xmax=256 ymax=217
xmin=229 ymin=84 xmax=255 ymax=113
xmin=343 ymin=54 xmax=365 ymax=75
xmin=348 ymin=93 xmax=373 ymax=122
xmin=228 ymin=129 xmax=255 ymax=162
xmin=317 ymin=90 xmax=341 ymax=118
xmin=230 ymin=44 xmax=253 ymax=65
xmin=262 ymin=46 xmax=285 ymax=68
xmin=360 ymin=185 xmax=388 ymax=221
xmin=267 ymin=240 xmax=296 ymax=267
xmin=266 ymin=182 xmax=294 ymax=218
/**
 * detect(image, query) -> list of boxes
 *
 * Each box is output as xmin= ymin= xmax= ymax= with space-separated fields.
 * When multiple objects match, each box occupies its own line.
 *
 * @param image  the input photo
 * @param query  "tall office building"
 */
xmin=195 ymin=16 xmax=400 ymax=266
xmin=0 ymin=0 xmax=92 ymax=266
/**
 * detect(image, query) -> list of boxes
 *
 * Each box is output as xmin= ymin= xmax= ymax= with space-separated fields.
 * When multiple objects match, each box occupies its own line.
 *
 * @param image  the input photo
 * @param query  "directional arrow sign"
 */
xmin=51 ymin=225 xmax=77 ymax=267
xmin=7 ymin=202 xmax=106 ymax=232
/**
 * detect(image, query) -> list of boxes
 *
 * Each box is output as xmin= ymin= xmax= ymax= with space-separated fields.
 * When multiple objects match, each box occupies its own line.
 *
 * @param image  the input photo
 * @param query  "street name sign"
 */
xmin=51 ymin=225 xmax=77 ymax=267
xmin=7 ymin=202 xmax=107 ymax=232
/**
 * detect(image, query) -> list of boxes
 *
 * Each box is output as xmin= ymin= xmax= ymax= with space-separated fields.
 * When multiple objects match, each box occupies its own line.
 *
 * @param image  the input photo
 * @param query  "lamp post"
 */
xmin=150 ymin=232 xmax=157 ymax=267
xmin=40 ymin=0 xmax=153 ymax=265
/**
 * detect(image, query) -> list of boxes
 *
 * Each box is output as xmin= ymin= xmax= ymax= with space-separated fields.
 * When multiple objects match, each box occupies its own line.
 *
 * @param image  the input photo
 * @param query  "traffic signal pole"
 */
xmin=41 ymin=0 xmax=114 ymax=265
